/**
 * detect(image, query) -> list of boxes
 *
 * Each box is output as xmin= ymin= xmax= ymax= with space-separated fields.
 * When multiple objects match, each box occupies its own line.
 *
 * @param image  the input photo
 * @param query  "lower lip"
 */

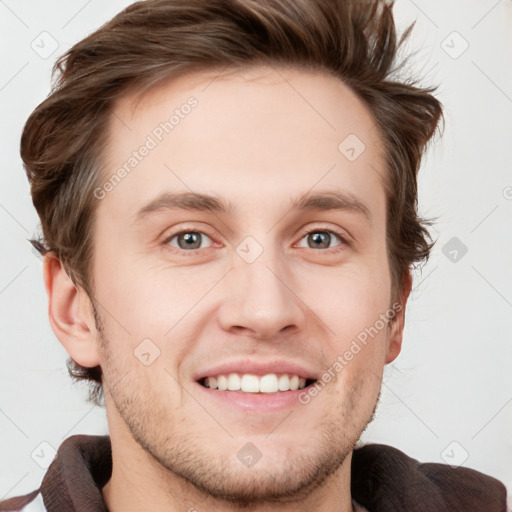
xmin=195 ymin=382 xmax=310 ymax=411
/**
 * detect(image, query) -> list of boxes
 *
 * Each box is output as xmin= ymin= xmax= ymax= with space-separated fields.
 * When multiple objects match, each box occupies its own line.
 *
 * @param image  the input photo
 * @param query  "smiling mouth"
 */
xmin=198 ymin=373 xmax=317 ymax=393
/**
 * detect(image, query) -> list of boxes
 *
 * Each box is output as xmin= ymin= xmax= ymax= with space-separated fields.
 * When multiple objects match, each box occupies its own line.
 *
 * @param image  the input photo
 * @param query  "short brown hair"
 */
xmin=23 ymin=0 xmax=443 ymax=406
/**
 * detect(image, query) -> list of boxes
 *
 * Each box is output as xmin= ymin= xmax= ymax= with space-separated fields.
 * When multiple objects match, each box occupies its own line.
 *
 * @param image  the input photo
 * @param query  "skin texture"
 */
xmin=44 ymin=65 xmax=412 ymax=512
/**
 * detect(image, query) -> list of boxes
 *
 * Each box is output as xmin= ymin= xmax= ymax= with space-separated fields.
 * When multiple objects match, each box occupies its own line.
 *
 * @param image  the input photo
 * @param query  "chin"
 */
xmin=138 ymin=420 xmax=355 ymax=506
xmin=176 ymin=444 xmax=350 ymax=505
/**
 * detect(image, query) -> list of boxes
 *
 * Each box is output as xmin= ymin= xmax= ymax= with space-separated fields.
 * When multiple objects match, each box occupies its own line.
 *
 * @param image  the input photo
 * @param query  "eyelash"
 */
xmin=162 ymin=226 xmax=349 ymax=255
xmin=299 ymin=227 xmax=349 ymax=252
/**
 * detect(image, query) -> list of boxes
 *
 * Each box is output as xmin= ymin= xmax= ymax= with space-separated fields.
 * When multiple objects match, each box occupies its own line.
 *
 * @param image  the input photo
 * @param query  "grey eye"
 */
xmin=297 ymin=230 xmax=342 ymax=250
xmin=168 ymin=231 xmax=212 ymax=251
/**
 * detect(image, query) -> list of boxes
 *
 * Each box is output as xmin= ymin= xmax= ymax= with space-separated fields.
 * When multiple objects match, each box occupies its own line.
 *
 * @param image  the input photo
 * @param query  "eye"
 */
xmin=164 ymin=230 xmax=213 ymax=252
xmin=296 ymin=228 xmax=347 ymax=252
xmin=162 ymin=226 xmax=348 ymax=255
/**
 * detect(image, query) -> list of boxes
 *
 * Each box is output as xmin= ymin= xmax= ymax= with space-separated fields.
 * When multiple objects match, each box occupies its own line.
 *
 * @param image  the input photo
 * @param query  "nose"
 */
xmin=217 ymin=249 xmax=305 ymax=340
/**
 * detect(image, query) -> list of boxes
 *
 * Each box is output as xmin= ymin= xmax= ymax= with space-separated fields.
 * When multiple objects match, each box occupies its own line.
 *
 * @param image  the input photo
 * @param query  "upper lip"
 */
xmin=193 ymin=358 xmax=319 ymax=381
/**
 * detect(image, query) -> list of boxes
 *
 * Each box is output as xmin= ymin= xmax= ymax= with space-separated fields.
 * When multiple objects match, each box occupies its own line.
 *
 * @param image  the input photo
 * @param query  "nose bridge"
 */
xmin=219 ymin=241 xmax=303 ymax=338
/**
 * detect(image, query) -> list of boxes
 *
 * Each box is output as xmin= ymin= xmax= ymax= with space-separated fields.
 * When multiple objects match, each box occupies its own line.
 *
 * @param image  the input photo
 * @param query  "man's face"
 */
xmin=91 ymin=65 xmax=400 ymax=502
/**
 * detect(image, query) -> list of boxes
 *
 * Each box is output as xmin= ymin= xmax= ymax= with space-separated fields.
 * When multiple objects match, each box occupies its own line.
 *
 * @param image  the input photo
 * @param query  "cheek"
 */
xmin=92 ymin=255 xmax=210 ymax=385
xmin=313 ymin=281 xmax=392 ymax=392
xmin=310 ymin=270 xmax=391 ymax=346
xmin=92 ymin=247 xmax=178 ymax=336
xmin=98 ymin=316 xmax=184 ymax=412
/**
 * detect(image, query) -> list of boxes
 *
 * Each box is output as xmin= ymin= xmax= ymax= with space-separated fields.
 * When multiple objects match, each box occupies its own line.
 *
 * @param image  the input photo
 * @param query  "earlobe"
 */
xmin=43 ymin=254 xmax=100 ymax=368
xmin=385 ymin=270 xmax=413 ymax=364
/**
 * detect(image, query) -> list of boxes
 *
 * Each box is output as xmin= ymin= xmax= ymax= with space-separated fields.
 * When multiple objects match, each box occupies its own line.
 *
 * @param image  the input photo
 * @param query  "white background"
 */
xmin=1 ymin=0 xmax=511 ymax=501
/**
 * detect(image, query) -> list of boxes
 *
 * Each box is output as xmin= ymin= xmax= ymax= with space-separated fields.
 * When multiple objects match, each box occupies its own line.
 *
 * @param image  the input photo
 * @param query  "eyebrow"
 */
xmin=134 ymin=190 xmax=372 ymax=225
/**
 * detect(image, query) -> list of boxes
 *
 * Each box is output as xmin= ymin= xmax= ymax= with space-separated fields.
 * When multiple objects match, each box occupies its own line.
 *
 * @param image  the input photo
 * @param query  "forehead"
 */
xmin=99 ymin=65 xmax=387 ymax=221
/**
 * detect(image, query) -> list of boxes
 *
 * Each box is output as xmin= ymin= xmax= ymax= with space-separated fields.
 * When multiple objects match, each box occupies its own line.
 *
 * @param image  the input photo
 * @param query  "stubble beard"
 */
xmin=95 ymin=305 xmax=380 ymax=508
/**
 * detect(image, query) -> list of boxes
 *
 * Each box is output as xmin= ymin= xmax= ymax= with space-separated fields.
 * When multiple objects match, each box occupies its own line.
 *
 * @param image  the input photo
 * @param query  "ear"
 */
xmin=385 ymin=269 xmax=412 ymax=364
xmin=43 ymin=254 xmax=100 ymax=367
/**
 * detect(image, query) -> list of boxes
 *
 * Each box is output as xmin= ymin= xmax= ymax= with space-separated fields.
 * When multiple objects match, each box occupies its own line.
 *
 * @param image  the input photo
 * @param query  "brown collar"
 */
xmin=34 ymin=435 xmax=506 ymax=512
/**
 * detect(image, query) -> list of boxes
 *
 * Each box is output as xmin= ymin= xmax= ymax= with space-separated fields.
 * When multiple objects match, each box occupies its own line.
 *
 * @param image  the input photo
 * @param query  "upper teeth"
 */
xmin=204 ymin=373 xmax=307 ymax=393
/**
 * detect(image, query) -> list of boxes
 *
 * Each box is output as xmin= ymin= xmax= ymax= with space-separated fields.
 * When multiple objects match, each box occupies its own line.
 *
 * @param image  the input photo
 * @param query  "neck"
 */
xmin=102 ymin=395 xmax=355 ymax=512
xmin=102 ymin=465 xmax=355 ymax=512
xmin=102 ymin=430 xmax=355 ymax=512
